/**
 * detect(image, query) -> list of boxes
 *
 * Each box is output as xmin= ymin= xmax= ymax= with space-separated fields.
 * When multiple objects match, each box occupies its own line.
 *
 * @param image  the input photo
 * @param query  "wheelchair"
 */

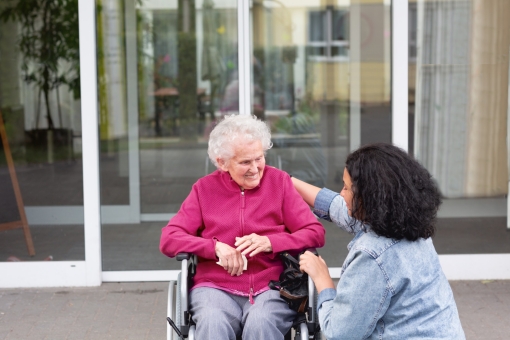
xmin=166 ymin=252 xmax=321 ymax=340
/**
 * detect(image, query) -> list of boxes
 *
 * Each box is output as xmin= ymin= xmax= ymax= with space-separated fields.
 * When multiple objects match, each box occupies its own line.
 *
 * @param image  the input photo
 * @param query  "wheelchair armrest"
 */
xmin=176 ymin=252 xmax=197 ymax=278
xmin=176 ymin=252 xmax=191 ymax=261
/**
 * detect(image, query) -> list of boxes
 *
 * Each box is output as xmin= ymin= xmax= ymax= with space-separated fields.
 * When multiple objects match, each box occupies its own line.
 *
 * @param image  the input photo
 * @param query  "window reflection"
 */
xmin=137 ymin=0 xmax=239 ymax=141
xmin=98 ymin=0 xmax=240 ymax=271
xmin=136 ymin=1 xmax=239 ymax=213
xmin=0 ymin=0 xmax=84 ymax=262
xmin=251 ymin=0 xmax=391 ymax=192
xmin=413 ymin=0 xmax=508 ymax=199
xmin=308 ymin=8 xmax=349 ymax=61
xmin=251 ymin=0 xmax=392 ymax=267
xmin=411 ymin=0 xmax=510 ymax=255
xmin=97 ymin=0 xmax=239 ymax=214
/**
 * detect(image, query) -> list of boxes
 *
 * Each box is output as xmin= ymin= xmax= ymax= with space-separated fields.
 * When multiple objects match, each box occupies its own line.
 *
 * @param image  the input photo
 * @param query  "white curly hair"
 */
xmin=208 ymin=114 xmax=273 ymax=169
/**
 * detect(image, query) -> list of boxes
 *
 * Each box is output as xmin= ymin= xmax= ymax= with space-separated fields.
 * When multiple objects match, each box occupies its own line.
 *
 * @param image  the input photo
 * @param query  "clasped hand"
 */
xmin=299 ymin=250 xmax=335 ymax=293
xmin=215 ymin=233 xmax=272 ymax=276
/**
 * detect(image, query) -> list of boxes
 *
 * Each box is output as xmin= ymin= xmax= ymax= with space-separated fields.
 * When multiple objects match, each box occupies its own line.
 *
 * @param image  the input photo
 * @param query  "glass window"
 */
xmin=308 ymin=8 xmax=349 ymax=60
xmin=251 ymin=0 xmax=392 ymax=266
xmin=97 ymin=0 xmax=238 ymax=271
xmin=332 ymin=9 xmax=349 ymax=42
xmin=0 ymin=1 xmax=84 ymax=262
xmin=408 ymin=2 xmax=417 ymax=63
xmin=309 ymin=11 xmax=325 ymax=42
xmin=411 ymin=0 xmax=510 ymax=254
xmin=95 ymin=0 xmax=393 ymax=272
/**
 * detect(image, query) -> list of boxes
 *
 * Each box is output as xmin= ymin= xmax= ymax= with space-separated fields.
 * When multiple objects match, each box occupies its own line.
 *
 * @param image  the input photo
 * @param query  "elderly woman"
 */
xmin=160 ymin=114 xmax=325 ymax=340
xmin=294 ymin=143 xmax=465 ymax=340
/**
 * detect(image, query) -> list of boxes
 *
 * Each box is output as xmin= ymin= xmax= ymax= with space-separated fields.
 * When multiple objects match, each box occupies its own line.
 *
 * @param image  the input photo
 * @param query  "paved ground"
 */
xmin=0 ymin=280 xmax=509 ymax=340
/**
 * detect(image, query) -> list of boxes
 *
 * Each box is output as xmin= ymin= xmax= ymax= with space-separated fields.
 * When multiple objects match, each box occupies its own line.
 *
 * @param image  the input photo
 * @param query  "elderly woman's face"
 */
xmin=218 ymin=140 xmax=265 ymax=190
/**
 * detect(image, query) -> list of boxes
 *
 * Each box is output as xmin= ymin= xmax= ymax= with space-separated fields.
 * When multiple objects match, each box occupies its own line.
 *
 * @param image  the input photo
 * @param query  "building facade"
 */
xmin=0 ymin=0 xmax=509 ymax=288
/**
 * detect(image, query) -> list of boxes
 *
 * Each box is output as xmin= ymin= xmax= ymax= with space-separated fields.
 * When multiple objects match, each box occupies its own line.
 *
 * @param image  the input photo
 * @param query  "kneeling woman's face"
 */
xmin=340 ymin=168 xmax=354 ymax=216
xmin=218 ymin=140 xmax=266 ymax=190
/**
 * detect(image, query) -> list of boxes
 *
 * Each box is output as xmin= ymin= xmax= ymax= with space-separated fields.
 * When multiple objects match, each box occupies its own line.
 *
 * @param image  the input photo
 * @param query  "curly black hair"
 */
xmin=345 ymin=143 xmax=441 ymax=241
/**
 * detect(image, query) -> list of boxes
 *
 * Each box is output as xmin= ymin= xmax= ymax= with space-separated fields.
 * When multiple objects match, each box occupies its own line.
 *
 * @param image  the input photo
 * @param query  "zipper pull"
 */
xmin=249 ymin=287 xmax=254 ymax=304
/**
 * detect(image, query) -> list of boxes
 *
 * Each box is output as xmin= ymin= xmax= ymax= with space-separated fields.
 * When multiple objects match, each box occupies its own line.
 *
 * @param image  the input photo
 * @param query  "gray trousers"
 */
xmin=189 ymin=287 xmax=296 ymax=340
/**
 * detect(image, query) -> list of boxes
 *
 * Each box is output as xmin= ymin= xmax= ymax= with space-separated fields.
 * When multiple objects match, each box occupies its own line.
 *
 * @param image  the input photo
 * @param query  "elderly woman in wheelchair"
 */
xmin=160 ymin=114 xmax=325 ymax=340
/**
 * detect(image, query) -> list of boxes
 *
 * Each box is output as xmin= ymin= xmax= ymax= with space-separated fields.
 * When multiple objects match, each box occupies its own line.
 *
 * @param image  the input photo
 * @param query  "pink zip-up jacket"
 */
xmin=160 ymin=166 xmax=325 ymax=299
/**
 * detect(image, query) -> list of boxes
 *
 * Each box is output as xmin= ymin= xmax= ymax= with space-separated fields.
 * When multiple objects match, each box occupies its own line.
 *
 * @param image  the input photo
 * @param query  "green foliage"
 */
xmin=0 ymin=0 xmax=80 ymax=129
xmin=273 ymin=93 xmax=320 ymax=135
xmin=177 ymin=32 xmax=197 ymax=120
xmin=177 ymin=0 xmax=198 ymax=139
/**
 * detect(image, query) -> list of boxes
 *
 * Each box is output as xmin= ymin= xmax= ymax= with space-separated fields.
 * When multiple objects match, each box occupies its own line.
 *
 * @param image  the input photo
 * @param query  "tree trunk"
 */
xmin=43 ymin=88 xmax=54 ymax=129
xmin=178 ymin=0 xmax=197 ymax=140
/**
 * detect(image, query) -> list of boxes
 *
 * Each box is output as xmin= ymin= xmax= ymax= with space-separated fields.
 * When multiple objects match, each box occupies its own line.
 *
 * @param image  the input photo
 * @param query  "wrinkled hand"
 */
xmin=215 ymin=241 xmax=245 ymax=276
xmin=235 ymin=233 xmax=272 ymax=257
xmin=299 ymin=251 xmax=335 ymax=293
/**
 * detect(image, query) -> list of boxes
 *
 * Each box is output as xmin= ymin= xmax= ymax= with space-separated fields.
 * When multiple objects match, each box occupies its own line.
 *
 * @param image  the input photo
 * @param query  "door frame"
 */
xmin=3 ymin=0 xmax=510 ymax=289
xmin=0 ymin=0 xmax=101 ymax=288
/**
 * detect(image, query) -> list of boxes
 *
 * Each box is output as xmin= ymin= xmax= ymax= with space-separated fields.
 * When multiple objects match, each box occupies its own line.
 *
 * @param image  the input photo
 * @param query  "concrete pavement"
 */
xmin=1 ymin=280 xmax=509 ymax=340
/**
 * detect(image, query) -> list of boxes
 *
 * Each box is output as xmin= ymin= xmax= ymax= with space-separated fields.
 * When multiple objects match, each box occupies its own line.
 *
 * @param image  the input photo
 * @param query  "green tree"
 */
xmin=0 ymin=0 xmax=80 ymax=129
xmin=177 ymin=0 xmax=197 ymax=140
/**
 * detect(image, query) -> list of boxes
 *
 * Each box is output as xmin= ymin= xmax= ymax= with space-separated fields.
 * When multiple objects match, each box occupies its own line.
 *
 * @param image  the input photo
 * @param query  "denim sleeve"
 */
xmin=317 ymin=288 xmax=337 ymax=314
xmin=318 ymin=250 xmax=392 ymax=339
xmin=313 ymin=188 xmax=338 ymax=221
xmin=313 ymin=188 xmax=363 ymax=234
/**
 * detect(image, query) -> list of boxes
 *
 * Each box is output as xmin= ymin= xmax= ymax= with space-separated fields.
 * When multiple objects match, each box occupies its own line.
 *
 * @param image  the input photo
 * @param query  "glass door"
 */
xmin=0 ymin=0 xmax=95 ymax=287
xmin=409 ymin=0 xmax=510 ymax=258
xmin=97 ymin=0 xmax=239 ymax=274
xmin=249 ymin=0 xmax=393 ymax=268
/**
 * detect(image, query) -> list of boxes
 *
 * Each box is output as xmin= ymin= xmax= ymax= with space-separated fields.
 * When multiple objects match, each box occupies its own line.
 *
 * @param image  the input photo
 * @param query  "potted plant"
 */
xmin=0 ymin=0 xmax=79 ymax=162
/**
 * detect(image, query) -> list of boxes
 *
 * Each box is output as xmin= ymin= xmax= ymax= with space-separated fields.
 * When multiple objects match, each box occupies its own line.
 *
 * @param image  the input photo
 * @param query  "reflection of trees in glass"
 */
xmin=135 ymin=7 xmax=156 ymax=123
xmin=0 ymin=0 xmax=79 ymax=129
xmin=272 ymin=92 xmax=319 ymax=135
xmin=201 ymin=0 xmax=225 ymax=118
xmin=210 ymin=8 xmax=237 ymax=113
xmin=96 ymin=0 xmax=109 ymax=140
xmin=271 ymin=94 xmax=327 ymax=188
xmin=131 ymin=1 xmax=148 ymax=124
xmin=261 ymin=47 xmax=292 ymax=111
xmin=152 ymin=12 xmax=178 ymax=90
xmin=177 ymin=0 xmax=198 ymax=139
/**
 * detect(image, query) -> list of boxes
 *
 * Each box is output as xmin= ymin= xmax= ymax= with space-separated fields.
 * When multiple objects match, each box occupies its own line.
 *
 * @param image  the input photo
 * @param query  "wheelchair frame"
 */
xmin=167 ymin=252 xmax=321 ymax=340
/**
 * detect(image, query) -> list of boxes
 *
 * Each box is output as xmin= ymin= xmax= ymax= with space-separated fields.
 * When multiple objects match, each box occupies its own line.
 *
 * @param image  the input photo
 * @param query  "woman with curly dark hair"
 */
xmin=292 ymin=143 xmax=465 ymax=339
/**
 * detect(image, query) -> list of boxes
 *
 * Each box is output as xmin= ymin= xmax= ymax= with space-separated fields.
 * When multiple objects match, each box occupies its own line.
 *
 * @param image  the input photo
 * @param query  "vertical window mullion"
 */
xmin=326 ymin=6 xmax=332 ymax=58
xmin=392 ymin=0 xmax=409 ymax=151
xmin=238 ymin=0 xmax=252 ymax=115
xmin=78 ymin=0 xmax=102 ymax=285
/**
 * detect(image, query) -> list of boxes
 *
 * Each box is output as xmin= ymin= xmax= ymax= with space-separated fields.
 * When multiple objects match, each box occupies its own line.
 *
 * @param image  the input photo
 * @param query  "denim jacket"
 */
xmin=314 ymin=188 xmax=465 ymax=340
